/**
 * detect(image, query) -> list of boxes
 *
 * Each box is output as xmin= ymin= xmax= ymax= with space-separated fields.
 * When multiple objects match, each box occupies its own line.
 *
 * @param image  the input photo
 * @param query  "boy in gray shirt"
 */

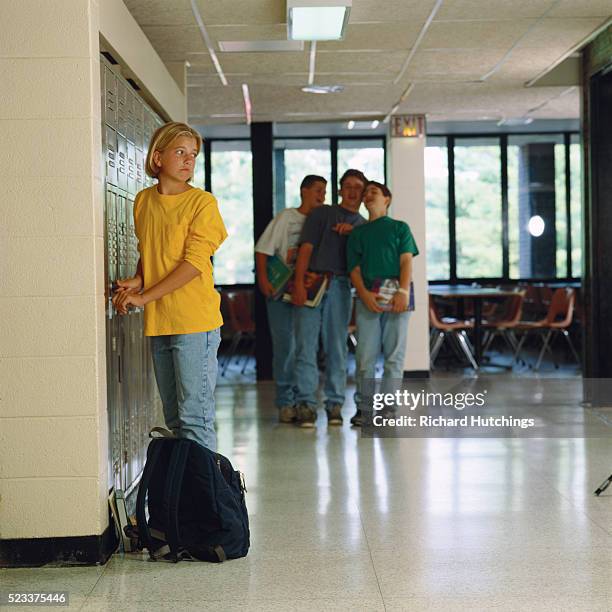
xmin=291 ymin=169 xmax=368 ymax=427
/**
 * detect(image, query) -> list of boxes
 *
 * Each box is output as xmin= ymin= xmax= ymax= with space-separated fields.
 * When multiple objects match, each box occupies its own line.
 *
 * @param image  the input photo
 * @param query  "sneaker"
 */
xmin=278 ymin=405 xmax=297 ymax=423
xmin=297 ymin=404 xmax=317 ymax=428
xmin=326 ymin=404 xmax=343 ymax=426
xmin=350 ymin=409 xmax=363 ymax=427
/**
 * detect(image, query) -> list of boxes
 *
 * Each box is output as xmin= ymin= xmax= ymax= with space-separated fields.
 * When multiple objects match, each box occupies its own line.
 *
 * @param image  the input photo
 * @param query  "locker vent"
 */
xmin=101 ymin=51 xmax=118 ymax=65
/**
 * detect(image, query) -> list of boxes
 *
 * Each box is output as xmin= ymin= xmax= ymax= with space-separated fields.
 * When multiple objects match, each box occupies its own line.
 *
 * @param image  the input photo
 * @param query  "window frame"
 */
xmin=427 ymin=130 xmax=581 ymax=285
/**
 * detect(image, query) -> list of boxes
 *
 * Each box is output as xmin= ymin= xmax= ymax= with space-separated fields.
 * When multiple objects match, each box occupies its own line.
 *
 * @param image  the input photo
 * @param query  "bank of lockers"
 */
xmin=102 ymin=57 xmax=164 ymax=493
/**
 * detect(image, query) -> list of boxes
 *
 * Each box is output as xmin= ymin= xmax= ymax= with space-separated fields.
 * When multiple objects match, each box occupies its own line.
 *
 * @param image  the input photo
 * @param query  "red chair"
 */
xmin=512 ymin=287 xmax=579 ymax=370
xmin=482 ymin=290 xmax=525 ymax=355
xmin=220 ymin=290 xmax=255 ymax=376
xmin=429 ymin=296 xmax=478 ymax=370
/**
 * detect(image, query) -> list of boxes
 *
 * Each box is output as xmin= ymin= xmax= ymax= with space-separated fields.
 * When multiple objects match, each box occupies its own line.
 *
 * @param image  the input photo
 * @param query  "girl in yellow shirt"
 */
xmin=113 ymin=122 xmax=227 ymax=451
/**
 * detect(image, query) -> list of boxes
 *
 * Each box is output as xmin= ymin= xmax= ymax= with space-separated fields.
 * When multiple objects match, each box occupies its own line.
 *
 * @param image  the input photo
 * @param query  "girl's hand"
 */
xmin=332 ymin=222 xmax=354 ymax=236
xmin=390 ymin=291 xmax=408 ymax=313
xmin=361 ymin=291 xmax=384 ymax=313
xmin=116 ymin=276 xmax=143 ymax=291
xmin=113 ymin=289 xmax=145 ymax=315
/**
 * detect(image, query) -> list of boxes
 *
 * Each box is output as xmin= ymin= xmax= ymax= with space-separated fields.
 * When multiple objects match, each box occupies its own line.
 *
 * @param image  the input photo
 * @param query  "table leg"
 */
xmin=474 ymin=298 xmax=482 ymax=365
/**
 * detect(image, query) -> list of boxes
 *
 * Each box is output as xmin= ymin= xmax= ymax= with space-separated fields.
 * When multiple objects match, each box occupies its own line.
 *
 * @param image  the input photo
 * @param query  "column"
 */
xmin=251 ymin=122 xmax=274 ymax=380
xmin=387 ymin=130 xmax=430 ymax=375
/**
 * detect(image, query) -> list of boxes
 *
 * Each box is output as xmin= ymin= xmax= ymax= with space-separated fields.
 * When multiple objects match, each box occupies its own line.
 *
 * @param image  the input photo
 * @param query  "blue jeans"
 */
xmin=354 ymin=300 xmax=410 ymax=411
xmin=151 ymin=328 xmax=221 ymax=452
xmin=266 ymin=298 xmax=297 ymax=408
xmin=294 ymin=276 xmax=352 ymax=408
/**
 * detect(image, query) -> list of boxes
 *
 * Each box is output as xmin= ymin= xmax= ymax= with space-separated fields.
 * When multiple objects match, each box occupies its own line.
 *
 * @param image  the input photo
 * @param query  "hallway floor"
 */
xmin=3 ymin=376 xmax=612 ymax=611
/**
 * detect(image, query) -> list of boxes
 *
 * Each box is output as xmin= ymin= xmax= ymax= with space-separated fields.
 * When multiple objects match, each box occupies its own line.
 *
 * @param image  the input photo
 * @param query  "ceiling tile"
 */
xmin=123 ymin=0 xmax=194 ymax=26
xmin=213 ymin=51 xmax=309 ymax=73
xmin=518 ymin=17 xmax=607 ymax=48
xmin=349 ymin=0 xmax=439 ymax=23
xmin=316 ymin=50 xmax=408 ymax=74
xmin=141 ymin=26 xmax=208 ymax=60
xmin=422 ymin=20 xmax=536 ymax=49
xmin=549 ymin=1 xmax=612 ymax=18
xmin=486 ymin=47 xmax=572 ymax=82
xmin=318 ymin=22 xmax=421 ymax=51
xmin=408 ymin=49 xmax=510 ymax=79
xmin=194 ymin=0 xmax=285 ymax=25
xmin=435 ymin=0 xmax=552 ymax=21
xmin=401 ymin=81 xmax=578 ymax=119
xmin=208 ymin=24 xmax=287 ymax=43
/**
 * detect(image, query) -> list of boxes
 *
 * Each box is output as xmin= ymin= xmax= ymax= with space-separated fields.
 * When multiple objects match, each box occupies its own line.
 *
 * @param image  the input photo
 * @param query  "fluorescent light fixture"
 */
xmin=301 ymin=84 xmax=344 ymax=94
xmin=218 ymin=40 xmax=304 ymax=52
xmin=347 ymin=120 xmax=355 ymax=130
xmin=288 ymin=0 xmax=352 ymax=41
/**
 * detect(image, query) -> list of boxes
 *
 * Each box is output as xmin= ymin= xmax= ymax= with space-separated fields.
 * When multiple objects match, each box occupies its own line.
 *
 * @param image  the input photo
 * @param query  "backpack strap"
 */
xmin=165 ymin=439 xmax=191 ymax=561
xmin=135 ymin=438 xmax=164 ymax=560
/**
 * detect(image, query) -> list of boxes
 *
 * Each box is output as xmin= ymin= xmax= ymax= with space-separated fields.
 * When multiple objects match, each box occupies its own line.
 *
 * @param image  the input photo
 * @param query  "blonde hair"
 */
xmin=145 ymin=121 xmax=203 ymax=178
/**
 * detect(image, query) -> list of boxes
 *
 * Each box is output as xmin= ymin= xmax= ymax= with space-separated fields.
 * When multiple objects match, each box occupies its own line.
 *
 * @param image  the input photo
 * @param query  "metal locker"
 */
xmin=101 ymin=56 xmax=165 ymax=495
xmin=104 ymin=66 xmax=117 ymax=129
xmin=125 ymin=196 xmax=142 ymax=479
xmin=143 ymin=110 xmax=154 ymax=152
xmin=117 ymin=134 xmax=128 ymax=192
xmin=104 ymin=185 xmax=123 ymax=492
xmin=135 ymin=148 xmax=144 ymax=193
xmin=116 ymin=79 xmax=127 ymax=137
xmin=125 ymin=90 xmax=136 ymax=144
xmin=134 ymin=102 xmax=144 ymax=150
xmin=104 ymin=126 xmax=118 ymax=187
xmin=127 ymin=141 xmax=137 ymax=195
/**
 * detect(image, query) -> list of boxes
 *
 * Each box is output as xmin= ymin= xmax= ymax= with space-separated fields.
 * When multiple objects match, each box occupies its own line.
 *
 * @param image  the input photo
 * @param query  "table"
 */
xmin=429 ymin=285 xmax=519 ymax=366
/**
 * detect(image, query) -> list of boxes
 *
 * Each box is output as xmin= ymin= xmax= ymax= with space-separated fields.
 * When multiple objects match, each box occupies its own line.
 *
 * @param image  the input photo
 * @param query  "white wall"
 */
xmin=0 ymin=0 xmax=108 ymax=538
xmin=387 ymin=134 xmax=430 ymax=373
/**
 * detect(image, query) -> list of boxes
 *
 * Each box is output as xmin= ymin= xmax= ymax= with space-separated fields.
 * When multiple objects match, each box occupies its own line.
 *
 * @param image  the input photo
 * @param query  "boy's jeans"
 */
xmin=266 ymin=298 xmax=297 ymax=408
xmin=354 ymin=300 xmax=410 ymax=411
xmin=294 ymin=276 xmax=352 ymax=408
xmin=151 ymin=328 xmax=221 ymax=452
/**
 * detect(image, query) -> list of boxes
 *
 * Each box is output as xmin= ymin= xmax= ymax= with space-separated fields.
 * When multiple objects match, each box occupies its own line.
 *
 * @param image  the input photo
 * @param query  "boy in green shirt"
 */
xmin=346 ymin=181 xmax=419 ymax=426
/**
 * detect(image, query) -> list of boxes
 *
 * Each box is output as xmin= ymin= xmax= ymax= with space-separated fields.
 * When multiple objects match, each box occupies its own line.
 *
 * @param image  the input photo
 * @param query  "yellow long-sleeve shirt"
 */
xmin=134 ymin=185 xmax=228 ymax=336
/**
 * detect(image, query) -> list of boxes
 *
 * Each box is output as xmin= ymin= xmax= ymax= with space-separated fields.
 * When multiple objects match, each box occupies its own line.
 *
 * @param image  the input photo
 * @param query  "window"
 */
xmin=337 ymin=139 xmax=385 ymax=183
xmin=211 ymin=140 xmax=254 ymax=284
xmin=274 ymin=139 xmax=331 ymax=212
xmin=507 ymin=134 xmax=566 ymax=279
xmin=570 ymin=135 xmax=582 ymax=277
xmin=192 ymin=150 xmax=205 ymax=190
xmin=425 ymin=138 xmax=449 ymax=280
xmin=454 ymin=138 xmax=502 ymax=278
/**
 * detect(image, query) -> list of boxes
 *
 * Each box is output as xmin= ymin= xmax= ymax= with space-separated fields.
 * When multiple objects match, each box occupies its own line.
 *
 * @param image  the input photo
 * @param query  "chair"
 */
xmin=482 ymin=290 xmax=525 ymax=355
xmin=429 ymin=296 xmax=478 ymax=370
xmin=512 ymin=287 xmax=579 ymax=370
xmin=220 ymin=290 xmax=255 ymax=376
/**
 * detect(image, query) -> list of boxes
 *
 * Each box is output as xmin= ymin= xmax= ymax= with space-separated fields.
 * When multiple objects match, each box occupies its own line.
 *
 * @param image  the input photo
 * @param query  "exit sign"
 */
xmin=391 ymin=115 xmax=426 ymax=138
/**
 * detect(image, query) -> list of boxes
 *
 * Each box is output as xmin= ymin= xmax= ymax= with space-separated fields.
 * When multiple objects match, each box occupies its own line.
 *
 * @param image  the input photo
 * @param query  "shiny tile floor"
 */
xmin=3 ymin=375 xmax=612 ymax=611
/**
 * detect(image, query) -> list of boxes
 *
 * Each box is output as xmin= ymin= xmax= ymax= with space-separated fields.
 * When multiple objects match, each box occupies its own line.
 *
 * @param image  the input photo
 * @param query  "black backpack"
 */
xmin=134 ymin=430 xmax=250 ymax=563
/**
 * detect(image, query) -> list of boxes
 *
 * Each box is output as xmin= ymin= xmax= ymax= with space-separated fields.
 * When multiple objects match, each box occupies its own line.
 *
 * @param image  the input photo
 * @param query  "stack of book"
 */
xmin=266 ymin=254 xmax=328 ymax=307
